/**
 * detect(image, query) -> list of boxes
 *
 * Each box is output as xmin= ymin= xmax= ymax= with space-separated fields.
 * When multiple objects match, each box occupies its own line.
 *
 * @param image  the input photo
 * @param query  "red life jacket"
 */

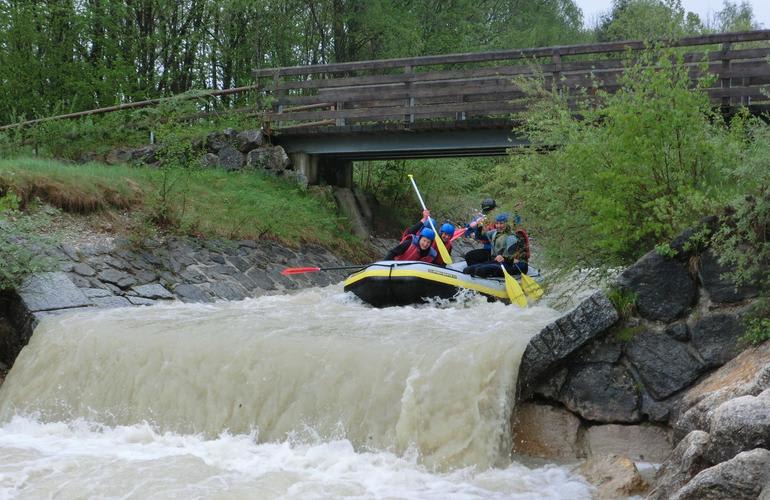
xmin=432 ymin=239 xmax=453 ymax=266
xmin=515 ymin=229 xmax=531 ymax=260
xmin=396 ymin=235 xmax=437 ymax=263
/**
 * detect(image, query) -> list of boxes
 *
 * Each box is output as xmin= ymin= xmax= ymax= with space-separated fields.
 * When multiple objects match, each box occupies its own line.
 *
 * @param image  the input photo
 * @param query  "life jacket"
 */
xmin=515 ymin=228 xmax=531 ymax=261
xmin=432 ymin=239 xmax=453 ymax=266
xmin=396 ymin=234 xmax=437 ymax=263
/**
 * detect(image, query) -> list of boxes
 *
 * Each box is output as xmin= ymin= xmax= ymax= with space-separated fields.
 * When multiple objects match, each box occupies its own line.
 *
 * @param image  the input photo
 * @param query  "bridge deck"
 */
xmin=255 ymin=29 xmax=770 ymax=142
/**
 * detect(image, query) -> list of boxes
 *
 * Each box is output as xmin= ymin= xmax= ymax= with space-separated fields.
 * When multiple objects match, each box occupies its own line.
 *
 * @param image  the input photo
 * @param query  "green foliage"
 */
xmin=0 ymin=157 xmax=364 ymax=259
xmin=489 ymin=47 xmax=750 ymax=269
xmin=0 ymin=203 xmax=54 ymax=292
xmin=596 ymin=0 xmax=703 ymax=42
xmin=607 ymin=286 xmax=637 ymax=320
xmin=614 ymin=325 xmax=645 ymax=342
xmin=354 ymin=157 xmax=498 ymax=230
xmin=708 ymin=112 xmax=770 ymax=292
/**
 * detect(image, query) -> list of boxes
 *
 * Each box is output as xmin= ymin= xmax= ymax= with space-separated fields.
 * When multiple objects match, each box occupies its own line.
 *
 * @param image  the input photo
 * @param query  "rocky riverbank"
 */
xmin=512 ymin=221 xmax=768 ymax=498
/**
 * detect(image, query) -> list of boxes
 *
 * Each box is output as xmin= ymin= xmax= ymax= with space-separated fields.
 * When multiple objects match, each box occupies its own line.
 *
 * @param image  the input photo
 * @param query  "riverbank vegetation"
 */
xmin=0 ymin=158 xmax=363 ymax=270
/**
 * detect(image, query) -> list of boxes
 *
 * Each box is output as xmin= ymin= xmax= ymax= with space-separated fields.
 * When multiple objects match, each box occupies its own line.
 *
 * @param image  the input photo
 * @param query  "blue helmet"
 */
xmin=423 ymin=217 xmax=437 ymax=230
xmin=495 ymin=213 xmax=510 ymax=223
xmin=419 ymin=227 xmax=436 ymax=241
xmin=439 ymin=222 xmax=455 ymax=236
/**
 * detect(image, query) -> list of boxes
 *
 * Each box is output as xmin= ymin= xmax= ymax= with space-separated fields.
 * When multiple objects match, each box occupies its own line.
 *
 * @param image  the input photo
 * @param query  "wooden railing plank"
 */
xmin=254 ymin=29 xmax=770 ymax=78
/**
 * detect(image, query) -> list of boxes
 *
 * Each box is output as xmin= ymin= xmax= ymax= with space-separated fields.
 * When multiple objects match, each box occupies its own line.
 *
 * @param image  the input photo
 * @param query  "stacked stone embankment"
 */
xmin=0 ymin=237 xmax=353 ymax=370
xmin=513 ymin=221 xmax=767 ymax=498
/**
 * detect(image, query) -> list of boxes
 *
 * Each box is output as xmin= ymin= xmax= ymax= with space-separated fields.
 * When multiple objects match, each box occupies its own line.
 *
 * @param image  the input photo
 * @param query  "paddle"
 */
xmin=407 ymin=174 xmax=453 ymax=265
xmin=281 ymin=265 xmax=365 ymax=276
xmin=520 ymin=272 xmax=544 ymax=300
xmin=501 ymin=264 xmax=528 ymax=308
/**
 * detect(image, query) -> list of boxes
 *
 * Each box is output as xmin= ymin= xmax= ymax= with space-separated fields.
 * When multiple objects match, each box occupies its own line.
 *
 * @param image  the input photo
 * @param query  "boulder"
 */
xmin=670 ymin=448 xmax=770 ymax=500
xmin=571 ymin=335 xmax=623 ymax=364
xmin=217 ymin=146 xmax=244 ymax=171
xmin=559 ymin=363 xmax=641 ymax=423
xmin=105 ymin=148 xmax=133 ymax=165
xmin=511 ymin=402 xmax=583 ymax=459
xmin=675 ymin=340 xmax=770 ymax=441
xmin=585 ymin=424 xmax=672 ymax=463
xmin=647 ymin=430 xmax=711 ymax=500
xmin=206 ymin=129 xmax=236 ymax=152
xmin=130 ymin=145 xmax=158 ymax=164
xmin=246 ymin=146 xmax=291 ymax=173
xmin=518 ymin=290 xmax=619 ymax=397
xmin=690 ymin=313 xmax=745 ymax=368
xmin=705 ymin=391 xmax=770 ymax=464
xmin=664 ymin=322 xmax=689 ymax=341
xmin=199 ymin=153 xmax=219 ymax=169
xmin=699 ymin=250 xmax=759 ymax=304
xmin=616 ymin=250 xmax=696 ymax=322
xmin=236 ymin=129 xmax=264 ymax=152
xmin=625 ymin=331 xmax=705 ymax=400
xmin=578 ymin=454 xmax=648 ymax=499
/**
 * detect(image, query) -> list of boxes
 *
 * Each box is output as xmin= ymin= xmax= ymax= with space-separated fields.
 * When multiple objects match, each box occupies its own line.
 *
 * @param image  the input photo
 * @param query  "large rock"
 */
xmin=206 ymin=129 xmax=236 ymax=152
xmin=616 ymin=250 xmax=696 ymax=322
xmin=585 ymin=424 xmax=672 ymax=463
xmin=647 ymin=430 xmax=711 ymax=500
xmin=578 ymin=454 xmax=648 ymax=499
xmin=511 ymin=402 xmax=582 ymax=459
xmin=626 ymin=331 xmax=706 ymax=400
xmin=217 ymin=146 xmax=244 ymax=171
xmin=235 ymin=129 xmax=264 ymax=152
xmin=19 ymin=272 xmax=92 ymax=312
xmin=690 ymin=313 xmax=745 ymax=368
xmin=670 ymin=448 xmax=770 ymax=500
xmin=705 ymin=391 xmax=770 ymax=464
xmin=699 ymin=250 xmax=759 ymax=304
xmin=674 ymin=341 xmax=770 ymax=440
xmin=559 ymin=363 xmax=641 ymax=423
xmin=245 ymin=146 xmax=290 ymax=173
xmin=518 ymin=290 xmax=619 ymax=397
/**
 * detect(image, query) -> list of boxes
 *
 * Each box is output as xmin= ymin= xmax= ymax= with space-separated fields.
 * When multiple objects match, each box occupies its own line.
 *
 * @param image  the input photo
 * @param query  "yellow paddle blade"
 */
xmin=520 ymin=273 xmax=544 ymax=300
xmin=501 ymin=265 xmax=527 ymax=308
xmin=434 ymin=236 xmax=453 ymax=265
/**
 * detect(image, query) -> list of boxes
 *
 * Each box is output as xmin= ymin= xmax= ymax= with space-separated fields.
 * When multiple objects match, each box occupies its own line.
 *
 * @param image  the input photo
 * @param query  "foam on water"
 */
xmin=0 ymin=416 xmax=592 ymax=499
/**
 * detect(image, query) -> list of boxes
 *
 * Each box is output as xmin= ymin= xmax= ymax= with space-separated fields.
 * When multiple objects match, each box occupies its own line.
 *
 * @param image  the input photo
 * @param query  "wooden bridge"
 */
xmin=254 ymin=29 xmax=770 ymax=186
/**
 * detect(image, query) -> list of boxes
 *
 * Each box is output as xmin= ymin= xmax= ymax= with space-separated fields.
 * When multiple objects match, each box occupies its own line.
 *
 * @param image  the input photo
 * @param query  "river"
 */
xmin=0 ymin=286 xmax=592 ymax=499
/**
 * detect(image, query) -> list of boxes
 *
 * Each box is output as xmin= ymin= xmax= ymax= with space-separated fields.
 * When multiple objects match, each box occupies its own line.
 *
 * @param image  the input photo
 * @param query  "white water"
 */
xmin=0 ymin=286 xmax=593 ymax=499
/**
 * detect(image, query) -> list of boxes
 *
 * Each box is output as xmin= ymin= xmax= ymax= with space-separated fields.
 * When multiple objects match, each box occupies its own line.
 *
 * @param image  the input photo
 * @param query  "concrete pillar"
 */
xmin=288 ymin=152 xmax=318 ymax=185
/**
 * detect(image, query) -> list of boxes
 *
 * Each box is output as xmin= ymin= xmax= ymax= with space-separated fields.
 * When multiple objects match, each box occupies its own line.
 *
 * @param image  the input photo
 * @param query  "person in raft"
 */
xmin=463 ymin=198 xmax=498 ymax=266
xmin=403 ymin=210 xmax=456 ymax=266
xmin=384 ymin=227 xmax=438 ymax=263
xmin=462 ymin=213 xmax=528 ymax=278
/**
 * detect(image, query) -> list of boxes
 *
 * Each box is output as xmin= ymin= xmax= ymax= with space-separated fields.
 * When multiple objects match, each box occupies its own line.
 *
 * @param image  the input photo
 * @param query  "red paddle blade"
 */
xmin=450 ymin=227 xmax=467 ymax=243
xmin=280 ymin=267 xmax=321 ymax=276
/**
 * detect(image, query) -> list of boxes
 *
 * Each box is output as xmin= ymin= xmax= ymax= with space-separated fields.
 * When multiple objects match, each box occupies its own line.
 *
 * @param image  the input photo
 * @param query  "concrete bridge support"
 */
xmin=289 ymin=153 xmax=354 ymax=189
xmin=289 ymin=152 xmax=368 ymax=237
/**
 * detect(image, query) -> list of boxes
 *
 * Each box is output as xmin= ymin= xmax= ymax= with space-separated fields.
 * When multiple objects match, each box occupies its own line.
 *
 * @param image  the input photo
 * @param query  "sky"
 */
xmin=574 ymin=0 xmax=770 ymax=30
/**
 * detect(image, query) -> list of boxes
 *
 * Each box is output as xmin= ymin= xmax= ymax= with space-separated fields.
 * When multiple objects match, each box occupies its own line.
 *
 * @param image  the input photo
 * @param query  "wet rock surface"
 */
xmin=11 ymin=237 xmax=354 ymax=336
xmin=616 ymin=250 xmax=696 ymax=322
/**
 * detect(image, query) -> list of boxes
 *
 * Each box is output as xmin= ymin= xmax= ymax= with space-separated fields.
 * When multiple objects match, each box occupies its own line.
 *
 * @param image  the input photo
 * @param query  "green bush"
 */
xmin=490 ymin=46 xmax=769 ymax=273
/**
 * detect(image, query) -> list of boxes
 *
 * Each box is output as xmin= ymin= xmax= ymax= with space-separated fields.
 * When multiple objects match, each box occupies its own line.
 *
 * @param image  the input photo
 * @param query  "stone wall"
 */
xmin=513 ymin=224 xmax=767 ymax=498
xmin=0 ymin=237 xmax=354 ymax=367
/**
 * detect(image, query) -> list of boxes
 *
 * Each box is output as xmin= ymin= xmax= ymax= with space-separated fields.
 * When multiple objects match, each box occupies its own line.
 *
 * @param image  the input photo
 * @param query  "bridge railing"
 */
xmin=254 ymin=30 xmax=770 ymax=133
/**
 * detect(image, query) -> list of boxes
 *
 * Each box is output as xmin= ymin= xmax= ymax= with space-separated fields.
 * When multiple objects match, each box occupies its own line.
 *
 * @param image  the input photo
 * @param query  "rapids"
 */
xmin=0 ymin=285 xmax=593 ymax=499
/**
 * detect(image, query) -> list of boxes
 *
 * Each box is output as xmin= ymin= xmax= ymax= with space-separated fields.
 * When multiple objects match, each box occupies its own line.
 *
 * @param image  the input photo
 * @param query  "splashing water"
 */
xmin=0 ymin=285 xmax=592 ymax=498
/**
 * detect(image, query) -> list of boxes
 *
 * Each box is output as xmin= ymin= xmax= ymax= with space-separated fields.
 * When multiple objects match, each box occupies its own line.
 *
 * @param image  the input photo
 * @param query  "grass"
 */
xmin=0 ymin=157 xmax=368 ymax=260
